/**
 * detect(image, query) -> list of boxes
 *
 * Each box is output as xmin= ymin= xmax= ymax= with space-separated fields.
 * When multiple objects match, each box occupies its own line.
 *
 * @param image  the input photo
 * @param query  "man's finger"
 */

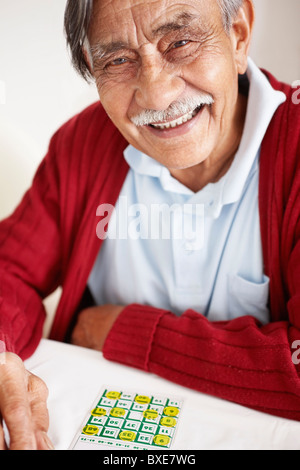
xmin=0 ymin=392 xmax=36 ymax=449
xmin=28 ymin=372 xmax=49 ymax=431
xmin=27 ymin=372 xmax=54 ymax=450
xmin=0 ymin=355 xmax=37 ymax=450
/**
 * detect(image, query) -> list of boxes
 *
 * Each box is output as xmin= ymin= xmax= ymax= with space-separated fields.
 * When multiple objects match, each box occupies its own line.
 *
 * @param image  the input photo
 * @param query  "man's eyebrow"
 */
xmin=91 ymin=41 xmax=129 ymax=62
xmin=152 ymin=11 xmax=199 ymax=37
xmin=90 ymin=11 xmax=200 ymax=62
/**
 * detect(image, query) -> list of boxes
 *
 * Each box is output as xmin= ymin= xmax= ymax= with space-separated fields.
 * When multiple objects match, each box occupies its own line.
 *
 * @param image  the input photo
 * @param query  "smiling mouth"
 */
xmin=148 ymin=105 xmax=204 ymax=130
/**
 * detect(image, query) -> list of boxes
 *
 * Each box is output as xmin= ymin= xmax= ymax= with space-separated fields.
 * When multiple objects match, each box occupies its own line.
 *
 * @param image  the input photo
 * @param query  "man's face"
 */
xmin=88 ymin=0 xmax=249 ymax=172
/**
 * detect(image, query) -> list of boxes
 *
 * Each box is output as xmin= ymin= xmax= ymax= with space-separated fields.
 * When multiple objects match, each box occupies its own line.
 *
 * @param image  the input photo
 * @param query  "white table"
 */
xmin=24 ymin=339 xmax=300 ymax=450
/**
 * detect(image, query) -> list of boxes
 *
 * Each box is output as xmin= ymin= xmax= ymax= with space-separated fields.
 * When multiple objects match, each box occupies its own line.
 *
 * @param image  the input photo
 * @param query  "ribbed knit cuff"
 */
xmin=103 ymin=304 xmax=167 ymax=371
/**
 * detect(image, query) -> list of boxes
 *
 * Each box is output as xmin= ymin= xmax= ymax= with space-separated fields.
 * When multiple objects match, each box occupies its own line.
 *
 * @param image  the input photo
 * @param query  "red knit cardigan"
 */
xmin=0 ymin=71 xmax=300 ymax=421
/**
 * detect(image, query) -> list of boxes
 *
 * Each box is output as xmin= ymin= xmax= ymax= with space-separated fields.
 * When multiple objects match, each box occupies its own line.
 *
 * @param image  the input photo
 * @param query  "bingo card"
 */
xmin=70 ymin=387 xmax=183 ymax=450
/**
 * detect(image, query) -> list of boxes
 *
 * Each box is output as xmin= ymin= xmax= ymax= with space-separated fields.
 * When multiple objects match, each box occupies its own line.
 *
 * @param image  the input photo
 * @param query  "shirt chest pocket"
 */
xmin=227 ymin=273 xmax=270 ymax=324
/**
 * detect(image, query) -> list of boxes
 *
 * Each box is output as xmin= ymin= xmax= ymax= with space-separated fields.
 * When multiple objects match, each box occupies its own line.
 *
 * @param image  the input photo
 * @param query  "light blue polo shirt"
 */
xmin=88 ymin=58 xmax=286 ymax=324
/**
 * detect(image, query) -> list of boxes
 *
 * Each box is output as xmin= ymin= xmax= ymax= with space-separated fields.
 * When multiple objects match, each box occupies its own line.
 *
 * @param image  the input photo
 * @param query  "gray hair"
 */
xmin=217 ymin=0 xmax=244 ymax=31
xmin=64 ymin=0 xmax=244 ymax=81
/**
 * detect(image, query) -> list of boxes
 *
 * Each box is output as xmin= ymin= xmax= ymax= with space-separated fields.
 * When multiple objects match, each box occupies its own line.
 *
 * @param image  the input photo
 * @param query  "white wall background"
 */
xmin=250 ymin=0 xmax=300 ymax=81
xmin=0 ymin=0 xmax=299 ymax=184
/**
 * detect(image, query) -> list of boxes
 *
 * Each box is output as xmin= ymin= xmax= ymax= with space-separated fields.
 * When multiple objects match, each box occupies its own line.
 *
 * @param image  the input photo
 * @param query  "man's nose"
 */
xmin=134 ymin=63 xmax=185 ymax=111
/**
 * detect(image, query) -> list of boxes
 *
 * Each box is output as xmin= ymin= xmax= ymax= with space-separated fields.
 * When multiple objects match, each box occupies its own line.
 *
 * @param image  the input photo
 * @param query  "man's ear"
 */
xmin=230 ymin=0 xmax=255 ymax=75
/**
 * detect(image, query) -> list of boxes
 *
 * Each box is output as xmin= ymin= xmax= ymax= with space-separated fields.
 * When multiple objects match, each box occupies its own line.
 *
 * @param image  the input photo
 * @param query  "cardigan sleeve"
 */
xmin=0 ymin=102 xmax=130 ymax=358
xmin=0 ymin=132 xmax=62 ymax=360
xmin=103 ymin=303 xmax=300 ymax=421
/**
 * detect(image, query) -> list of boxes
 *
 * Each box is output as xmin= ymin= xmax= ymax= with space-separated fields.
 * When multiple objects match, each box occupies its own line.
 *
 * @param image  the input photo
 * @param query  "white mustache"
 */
xmin=131 ymin=92 xmax=214 ymax=127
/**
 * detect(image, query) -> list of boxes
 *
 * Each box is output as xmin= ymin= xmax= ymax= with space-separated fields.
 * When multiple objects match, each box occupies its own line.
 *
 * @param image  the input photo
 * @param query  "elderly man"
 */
xmin=0 ymin=0 xmax=299 ymax=450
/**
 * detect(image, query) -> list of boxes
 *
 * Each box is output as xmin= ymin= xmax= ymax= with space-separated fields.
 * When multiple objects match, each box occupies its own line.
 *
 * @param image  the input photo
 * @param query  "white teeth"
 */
xmin=150 ymin=108 xmax=200 ymax=130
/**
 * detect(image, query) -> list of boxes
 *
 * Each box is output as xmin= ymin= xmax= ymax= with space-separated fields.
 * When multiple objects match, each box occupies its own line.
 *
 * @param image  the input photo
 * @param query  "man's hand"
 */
xmin=71 ymin=304 xmax=124 ymax=351
xmin=0 ymin=352 xmax=53 ymax=450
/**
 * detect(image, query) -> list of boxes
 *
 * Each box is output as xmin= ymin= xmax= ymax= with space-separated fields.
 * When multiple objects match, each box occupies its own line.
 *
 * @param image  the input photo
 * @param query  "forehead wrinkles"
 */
xmin=90 ymin=0 xmax=155 ymax=47
xmin=89 ymin=0 xmax=204 ymax=49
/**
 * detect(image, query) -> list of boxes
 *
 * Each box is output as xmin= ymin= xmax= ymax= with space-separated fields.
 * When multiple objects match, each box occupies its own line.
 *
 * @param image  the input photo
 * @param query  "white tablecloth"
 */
xmin=24 ymin=339 xmax=300 ymax=450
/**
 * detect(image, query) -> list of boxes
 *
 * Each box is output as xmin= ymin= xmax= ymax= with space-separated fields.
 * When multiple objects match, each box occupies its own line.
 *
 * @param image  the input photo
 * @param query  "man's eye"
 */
xmin=172 ymin=40 xmax=190 ymax=49
xmin=108 ymin=57 xmax=128 ymax=67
